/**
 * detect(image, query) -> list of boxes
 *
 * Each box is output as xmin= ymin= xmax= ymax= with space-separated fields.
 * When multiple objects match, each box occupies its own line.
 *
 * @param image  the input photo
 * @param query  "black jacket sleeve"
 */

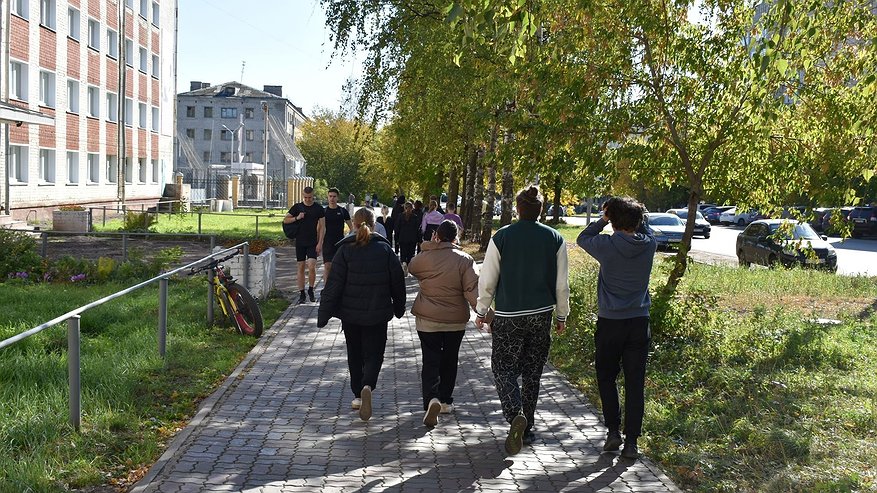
xmin=387 ymin=249 xmax=406 ymax=318
xmin=317 ymin=245 xmax=348 ymax=327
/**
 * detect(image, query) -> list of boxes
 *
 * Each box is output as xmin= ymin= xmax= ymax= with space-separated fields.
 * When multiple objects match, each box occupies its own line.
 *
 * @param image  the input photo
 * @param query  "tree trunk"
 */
xmin=463 ymin=145 xmax=476 ymax=231
xmin=664 ymin=176 xmax=702 ymax=294
xmin=480 ymin=121 xmax=500 ymax=251
xmin=447 ymin=161 xmax=460 ymax=213
xmin=500 ymin=131 xmax=514 ymax=226
xmin=470 ymin=147 xmax=485 ymax=242
xmin=552 ymin=176 xmax=562 ymax=223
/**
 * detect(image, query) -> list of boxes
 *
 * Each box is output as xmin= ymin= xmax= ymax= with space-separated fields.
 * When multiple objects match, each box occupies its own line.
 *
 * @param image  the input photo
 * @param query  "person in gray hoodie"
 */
xmin=576 ymin=196 xmax=656 ymax=460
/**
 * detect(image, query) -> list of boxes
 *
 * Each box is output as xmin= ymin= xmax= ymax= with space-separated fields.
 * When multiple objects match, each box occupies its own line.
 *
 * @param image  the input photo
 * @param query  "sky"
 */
xmin=176 ymin=0 xmax=362 ymax=117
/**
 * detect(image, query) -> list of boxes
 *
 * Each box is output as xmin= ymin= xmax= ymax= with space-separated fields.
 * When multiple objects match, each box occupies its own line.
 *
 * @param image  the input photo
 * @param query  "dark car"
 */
xmin=848 ymin=206 xmax=877 ymax=238
xmin=736 ymin=219 xmax=837 ymax=272
xmin=809 ymin=208 xmax=832 ymax=232
xmin=645 ymin=213 xmax=685 ymax=249
xmin=703 ymin=206 xmax=734 ymax=224
xmin=666 ymin=208 xmax=711 ymax=238
xmin=821 ymin=207 xmax=854 ymax=235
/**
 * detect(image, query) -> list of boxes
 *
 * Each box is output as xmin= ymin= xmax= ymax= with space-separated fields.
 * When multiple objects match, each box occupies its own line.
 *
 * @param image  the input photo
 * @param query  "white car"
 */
xmin=719 ymin=207 xmax=760 ymax=226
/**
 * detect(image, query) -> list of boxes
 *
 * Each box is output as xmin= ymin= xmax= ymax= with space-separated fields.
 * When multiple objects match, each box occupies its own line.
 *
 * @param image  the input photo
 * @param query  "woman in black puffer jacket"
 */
xmin=317 ymin=207 xmax=406 ymax=422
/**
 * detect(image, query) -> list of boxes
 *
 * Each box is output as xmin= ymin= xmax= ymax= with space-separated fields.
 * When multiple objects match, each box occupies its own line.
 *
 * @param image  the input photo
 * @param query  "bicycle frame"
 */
xmin=212 ymin=265 xmax=239 ymax=318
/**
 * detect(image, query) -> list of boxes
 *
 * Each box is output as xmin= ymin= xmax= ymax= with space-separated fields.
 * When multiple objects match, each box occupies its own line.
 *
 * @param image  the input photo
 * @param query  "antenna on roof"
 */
xmin=240 ymin=61 xmax=246 ymax=83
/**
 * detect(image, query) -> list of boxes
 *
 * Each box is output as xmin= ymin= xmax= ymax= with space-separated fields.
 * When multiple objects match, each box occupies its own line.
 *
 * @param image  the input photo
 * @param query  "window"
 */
xmin=219 ymin=151 xmax=230 ymax=163
xmin=203 ymin=129 xmax=212 ymax=140
xmin=151 ymin=54 xmax=159 ymax=77
xmin=87 ymin=153 xmax=99 ymax=183
xmin=39 ymin=71 xmax=56 ymax=108
xmin=138 ymin=47 xmax=147 ymax=72
xmin=67 ymin=152 xmax=79 ymax=184
xmin=67 ymin=79 xmax=79 ymax=113
xmin=124 ymin=158 xmax=132 ymax=184
xmin=151 ymin=106 xmax=159 ymax=131
xmin=12 ymin=0 xmax=28 ymax=19
xmin=87 ymin=86 xmax=99 ymax=117
xmin=106 ymin=155 xmax=118 ymax=183
xmin=124 ymin=98 xmax=133 ymax=126
xmin=106 ymin=92 xmax=118 ymax=121
xmin=220 ymin=129 xmax=231 ymax=141
xmin=245 ymin=129 xmax=254 ymax=141
xmin=151 ymin=1 xmax=159 ymax=25
xmin=68 ymin=7 xmax=80 ymax=40
xmin=88 ymin=19 xmax=100 ymax=50
xmin=125 ymin=0 xmax=133 ymax=8
xmin=202 ymin=151 xmax=210 ymax=161
xmin=39 ymin=149 xmax=56 ymax=183
xmin=203 ymin=106 xmax=213 ymax=118
xmin=220 ymin=107 xmax=237 ymax=119
xmin=244 ymin=107 xmax=254 ymax=119
xmin=151 ymin=159 xmax=159 ymax=182
xmin=185 ymin=128 xmax=195 ymax=138
xmin=124 ymin=39 xmax=133 ymax=66
xmin=138 ymin=158 xmax=146 ymax=182
xmin=138 ymin=102 xmax=146 ymax=128
xmin=40 ymin=0 xmax=55 ymax=29
xmin=185 ymin=106 xmax=195 ymax=117
xmin=138 ymin=0 xmax=148 ymax=18
xmin=244 ymin=152 xmax=253 ymax=162
xmin=10 ymin=61 xmax=28 ymax=101
xmin=7 ymin=146 xmax=28 ymax=183
xmin=107 ymin=29 xmax=118 ymax=58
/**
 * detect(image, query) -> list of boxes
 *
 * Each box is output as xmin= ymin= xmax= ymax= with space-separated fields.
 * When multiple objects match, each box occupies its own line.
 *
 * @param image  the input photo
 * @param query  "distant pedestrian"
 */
xmin=475 ymin=185 xmax=570 ymax=456
xmin=321 ymin=187 xmax=353 ymax=282
xmin=442 ymin=202 xmax=463 ymax=237
xmin=396 ymin=202 xmax=420 ymax=276
xmin=377 ymin=205 xmax=394 ymax=248
xmin=420 ymin=200 xmax=444 ymax=243
xmin=576 ymin=196 xmax=656 ymax=460
xmin=317 ymin=207 xmax=406 ymax=421
xmin=430 ymin=195 xmax=445 ymax=214
xmin=347 ymin=192 xmax=355 ymax=217
xmin=391 ymin=195 xmax=406 ymax=255
xmin=284 ymin=186 xmax=325 ymax=304
xmin=408 ymin=220 xmax=479 ymax=427
xmin=413 ymin=200 xmax=424 ymax=254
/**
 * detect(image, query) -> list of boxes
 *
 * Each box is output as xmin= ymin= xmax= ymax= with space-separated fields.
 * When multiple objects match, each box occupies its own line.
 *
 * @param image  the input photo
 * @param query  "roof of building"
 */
xmin=178 ymin=81 xmax=306 ymax=116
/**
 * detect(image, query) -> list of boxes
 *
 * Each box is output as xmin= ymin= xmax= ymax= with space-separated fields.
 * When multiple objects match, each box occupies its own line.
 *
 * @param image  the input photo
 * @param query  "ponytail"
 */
xmin=355 ymin=223 xmax=371 ymax=246
xmin=352 ymin=207 xmax=376 ymax=247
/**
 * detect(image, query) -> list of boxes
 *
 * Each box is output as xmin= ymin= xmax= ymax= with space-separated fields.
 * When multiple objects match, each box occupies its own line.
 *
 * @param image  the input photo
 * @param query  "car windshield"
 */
xmin=649 ymin=215 xmax=683 ymax=226
xmin=769 ymin=223 xmax=820 ymax=240
xmin=673 ymin=210 xmax=706 ymax=220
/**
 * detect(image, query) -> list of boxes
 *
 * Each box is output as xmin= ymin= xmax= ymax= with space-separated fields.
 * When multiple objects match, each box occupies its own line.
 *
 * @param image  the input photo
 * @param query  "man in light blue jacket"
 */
xmin=577 ymin=196 xmax=656 ymax=460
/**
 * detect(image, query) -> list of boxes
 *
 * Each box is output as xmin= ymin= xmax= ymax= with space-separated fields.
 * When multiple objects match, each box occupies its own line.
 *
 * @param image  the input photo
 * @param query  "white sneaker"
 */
xmin=423 ymin=398 xmax=441 ymax=427
xmin=402 ymin=262 xmax=408 ymax=277
xmin=351 ymin=398 xmax=362 ymax=410
xmin=360 ymin=386 xmax=372 ymax=421
xmin=440 ymin=403 xmax=453 ymax=414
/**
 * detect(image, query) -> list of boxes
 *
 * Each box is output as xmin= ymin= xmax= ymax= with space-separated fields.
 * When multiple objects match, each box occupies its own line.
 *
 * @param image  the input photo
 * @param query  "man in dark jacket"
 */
xmin=577 ymin=196 xmax=657 ymax=460
xmin=318 ymin=208 xmax=406 ymax=421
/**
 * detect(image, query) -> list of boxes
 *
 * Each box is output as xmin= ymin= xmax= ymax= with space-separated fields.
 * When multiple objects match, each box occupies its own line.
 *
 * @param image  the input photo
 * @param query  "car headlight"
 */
xmin=653 ymin=230 xmax=665 ymax=236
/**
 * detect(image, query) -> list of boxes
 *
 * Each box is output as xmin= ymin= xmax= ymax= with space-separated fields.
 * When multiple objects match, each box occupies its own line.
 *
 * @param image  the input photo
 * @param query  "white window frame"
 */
xmin=87 ymin=18 xmax=100 ymax=50
xmin=138 ymin=47 xmax=147 ymax=72
xmin=39 ymin=149 xmax=56 ymax=183
xmin=151 ymin=1 xmax=159 ymax=25
xmin=106 ymin=155 xmax=118 ymax=183
xmin=7 ymin=145 xmax=28 ymax=183
xmin=66 ymin=151 xmax=79 ymax=184
xmin=10 ymin=61 xmax=28 ymax=101
xmin=125 ymin=0 xmax=133 ymax=9
xmin=124 ymin=98 xmax=133 ymax=126
xmin=87 ymin=86 xmax=99 ymax=118
xmin=151 ymin=54 xmax=159 ymax=78
xmin=39 ymin=70 xmax=56 ymax=108
xmin=106 ymin=92 xmax=118 ymax=122
xmin=124 ymin=39 xmax=133 ymax=67
xmin=107 ymin=29 xmax=118 ymax=58
xmin=67 ymin=79 xmax=79 ymax=113
xmin=138 ymin=157 xmax=147 ymax=183
xmin=151 ymin=158 xmax=159 ymax=182
xmin=39 ymin=0 xmax=56 ymax=29
xmin=12 ymin=0 xmax=29 ymax=19
xmin=138 ymin=102 xmax=147 ymax=128
xmin=67 ymin=7 xmax=80 ymax=40
xmin=87 ymin=153 xmax=100 ymax=183
xmin=151 ymin=106 xmax=159 ymax=132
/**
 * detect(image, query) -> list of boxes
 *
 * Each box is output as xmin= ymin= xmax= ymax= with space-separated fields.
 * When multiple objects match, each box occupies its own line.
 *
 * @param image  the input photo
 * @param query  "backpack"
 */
xmin=282 ymin=218 xmax=300 ymax=240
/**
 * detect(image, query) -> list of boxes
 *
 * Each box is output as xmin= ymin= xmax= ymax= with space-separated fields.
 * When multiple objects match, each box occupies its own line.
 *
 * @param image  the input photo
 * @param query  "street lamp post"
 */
xmin=221 ymin=123 xmax=244 ymax=166
xmin=261 ymin=101 xmax=269 ymax=209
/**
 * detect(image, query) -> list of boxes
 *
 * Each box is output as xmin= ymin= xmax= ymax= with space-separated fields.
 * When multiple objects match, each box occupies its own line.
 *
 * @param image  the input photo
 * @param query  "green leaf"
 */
xmin=775 ymin=58 xmax=789 ymax=75
xmin=864 ymin=169 xmax=875 ymax=182
xmin=445 ymin=3 xmax=464 ymax=27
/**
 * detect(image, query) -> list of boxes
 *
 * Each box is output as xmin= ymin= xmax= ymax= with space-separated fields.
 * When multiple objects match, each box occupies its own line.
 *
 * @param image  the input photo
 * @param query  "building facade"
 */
xmin=175 ymin=81 xmax=307 ymax=199
xmin=1 ymin=0 xmax=177 ymax=221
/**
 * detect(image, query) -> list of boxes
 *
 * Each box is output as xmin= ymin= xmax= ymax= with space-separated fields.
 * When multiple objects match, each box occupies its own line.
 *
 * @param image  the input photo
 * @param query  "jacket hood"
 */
xmin=336 ymin=232 xmax=392 ymax=247
xmin=610 ymin=231 xmax=654 ymax=258
xmin=420 ymin=241 xmax=459 ymax=252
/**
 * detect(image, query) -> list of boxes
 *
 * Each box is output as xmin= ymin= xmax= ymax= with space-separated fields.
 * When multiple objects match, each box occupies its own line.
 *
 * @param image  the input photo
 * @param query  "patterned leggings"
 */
xmin=491 ymin=311 xmax=553 ymax=429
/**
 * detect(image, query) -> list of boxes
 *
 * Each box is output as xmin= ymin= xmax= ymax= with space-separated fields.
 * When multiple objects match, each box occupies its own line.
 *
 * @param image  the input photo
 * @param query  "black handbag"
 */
xmin=282 ymin=220 xmax=299 ymax=239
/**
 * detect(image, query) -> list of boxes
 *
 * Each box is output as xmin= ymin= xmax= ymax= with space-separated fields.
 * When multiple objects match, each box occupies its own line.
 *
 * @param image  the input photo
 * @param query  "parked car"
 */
xmin=809 ymin=207 xmax=832 ymax=232
xmin=720 ymin=207 xmax=760 ymax=226
xmin=645 ymin=213 xmax=685 ymax=249
xmin=547 ymin=205 xmax=568 ymax=217
xmin=736 ymin=219 xmax=837 ymax=272
xmin=821 ymin=207 xmax=854 ymax=235
xmin=703 ymin=206 xmax=734 ymax=224
xmin=848 ymin=206 xmax=877 ymax=238
xmin=697 ymin=203 xmax=718 ymax=213
xmin=666 ymin=209 xmax=711 ymax=238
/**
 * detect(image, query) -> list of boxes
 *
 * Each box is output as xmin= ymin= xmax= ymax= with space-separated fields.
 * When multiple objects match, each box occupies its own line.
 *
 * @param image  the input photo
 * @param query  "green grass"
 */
xmin=93 ymin=209 xmax=290 ymax=242
xmin=0 ymin=279 xmax=288 ymax=492
xmin=552 ymin=250 xmax=877 ymax=492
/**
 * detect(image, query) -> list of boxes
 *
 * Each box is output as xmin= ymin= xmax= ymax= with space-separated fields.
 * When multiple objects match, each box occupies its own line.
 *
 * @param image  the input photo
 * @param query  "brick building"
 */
xmin=1 ymin=0 xmax=177 ymax=222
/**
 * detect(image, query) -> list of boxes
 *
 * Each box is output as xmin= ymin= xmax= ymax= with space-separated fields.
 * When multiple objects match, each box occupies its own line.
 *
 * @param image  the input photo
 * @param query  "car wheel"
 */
xmin=738 ymin=253 xmax=750 ymax=267
xmin=703 ymin=233 xmax=710 ymax=239
xmin=737 ymin=218 xmax=745 ymax=226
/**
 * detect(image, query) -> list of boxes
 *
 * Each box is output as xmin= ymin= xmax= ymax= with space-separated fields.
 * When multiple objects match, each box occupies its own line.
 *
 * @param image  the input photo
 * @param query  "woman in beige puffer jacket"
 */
xmin=408 ymin=219 xmax=479 ymax=427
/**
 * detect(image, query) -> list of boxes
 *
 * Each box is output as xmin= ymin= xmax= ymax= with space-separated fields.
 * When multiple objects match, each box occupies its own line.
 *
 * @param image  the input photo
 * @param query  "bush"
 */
xmin=0 ymin=230 xmax=44 ymax=281
xmin=122 ymin=211 xmax=155 ymax=232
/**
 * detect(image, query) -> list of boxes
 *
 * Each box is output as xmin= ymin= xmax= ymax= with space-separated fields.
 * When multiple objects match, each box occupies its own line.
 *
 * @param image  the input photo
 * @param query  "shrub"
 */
xmin=0 ymin=230 xmax=44 ymax=281
xmin=122 ymin=211 xmax=155 ymax=232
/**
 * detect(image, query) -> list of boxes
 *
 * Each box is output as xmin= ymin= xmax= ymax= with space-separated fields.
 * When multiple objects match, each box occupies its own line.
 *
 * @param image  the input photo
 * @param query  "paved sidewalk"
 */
xmin=131 ymin=277 xmax=680 ymax=492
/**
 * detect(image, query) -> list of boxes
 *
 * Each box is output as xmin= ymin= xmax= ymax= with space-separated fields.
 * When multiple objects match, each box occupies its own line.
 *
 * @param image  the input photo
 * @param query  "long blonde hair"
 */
xmin=353 ymin=207 xmax=376 ymax=247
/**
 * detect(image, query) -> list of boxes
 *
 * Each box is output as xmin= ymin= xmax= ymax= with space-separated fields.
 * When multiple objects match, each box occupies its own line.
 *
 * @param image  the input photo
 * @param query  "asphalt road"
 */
xmin=563 ymin=216 xmax=877 ymax=277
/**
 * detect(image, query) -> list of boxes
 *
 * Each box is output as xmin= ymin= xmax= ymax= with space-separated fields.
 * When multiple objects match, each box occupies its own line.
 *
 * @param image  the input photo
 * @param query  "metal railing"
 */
xmin=0 ymin=242 xmax=251 ymax=431
xmin=29 ymin=230 xmax=218 ymax=262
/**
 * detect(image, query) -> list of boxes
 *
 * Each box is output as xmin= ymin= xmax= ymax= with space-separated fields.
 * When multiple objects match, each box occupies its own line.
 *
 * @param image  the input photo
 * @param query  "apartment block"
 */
xmin=1 ymin=0 xmax=177 ymax=221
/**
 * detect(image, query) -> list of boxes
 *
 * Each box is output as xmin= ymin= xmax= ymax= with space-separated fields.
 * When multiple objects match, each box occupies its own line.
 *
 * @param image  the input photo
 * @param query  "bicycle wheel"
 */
xmin=226 ymin=282 xmax=263 ymax=337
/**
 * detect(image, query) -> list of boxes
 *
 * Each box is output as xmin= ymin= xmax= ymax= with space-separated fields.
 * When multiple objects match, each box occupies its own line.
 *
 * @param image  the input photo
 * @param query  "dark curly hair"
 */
xmin=604 ymin=196 xmax=645 ymax=232
xmin=516 ymin=185 xmax=543 ymax=220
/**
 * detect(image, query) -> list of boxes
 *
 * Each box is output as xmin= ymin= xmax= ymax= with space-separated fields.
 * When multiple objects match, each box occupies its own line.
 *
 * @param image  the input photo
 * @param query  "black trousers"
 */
xmin=399 ymin=242 xmax=417 ymax=264
xmin=417 ymin=329 xmax=465 ymax=410
xmin=342 ymin=322 xmax=388 ymax=398
xmin=595 ymin=316 xmax=650 ymax=441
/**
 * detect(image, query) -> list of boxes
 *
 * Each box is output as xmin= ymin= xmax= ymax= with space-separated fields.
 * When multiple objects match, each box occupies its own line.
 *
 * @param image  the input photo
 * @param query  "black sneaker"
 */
xmin=307 ymin=286 xmax=316 ymax=302
xmin=523 ymin=430 xmax=537 ymax=446
xmin=297 ymin=291 xmax=306 ymax=304
xmin=621 ymin=443 xmax=640 ymax=460
xmin=504 ymin=415 xmax=527 ymax=456
xmin=603 ymin=431 xmax=623 ymax=452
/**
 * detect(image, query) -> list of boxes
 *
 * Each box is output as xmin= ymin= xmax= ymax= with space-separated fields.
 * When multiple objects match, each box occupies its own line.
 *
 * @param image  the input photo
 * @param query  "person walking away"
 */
xmin=391 ymin=195 xmax=406 ymax=255
xmin=442 ymin=202 xmax=463 ymax=237
xmin=377 ymin=205 xmax=394 ymax=248
xmin=413 ymin=200 xmax=425 ymax=254
xmin=475 ymin=185 xmax=570 ymax=456
xmin=317 ymin=207 xmax=406 ymax=421
xmin=576 ymin=196 xmax=656 ymax=460
xmin=396 ymin=202 xmax=420 ymax=276
xmin=408 ymin=220 xmax=478 ymax=427
xmin=368 ymin=206 xmax=388 ymax=238
xmin=321 ymin=187 xmax=353 ymax=282
xmin=420 ymin=200 xmax=444 ymax=244
xmin=284 ymin=186 xmax=325 ymax=304
xmin=430 ymin=195 xmax=445 ymax=214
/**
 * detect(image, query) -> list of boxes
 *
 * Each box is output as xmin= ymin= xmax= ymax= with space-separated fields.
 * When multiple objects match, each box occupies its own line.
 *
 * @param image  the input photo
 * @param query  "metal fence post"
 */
xmin=102 ymin=206 xmax=106 ymax=226
xmin=255 ymin=215 xmax=259 ymax=237
xmin=122 ymin=234 xmax=128 ymax=262
xmin=158 ymin=278 xmax=168 ymax=358
xmin=41 ymin=232 xmax=48 ymax=258
xmin=242 ymin=243 xmax=250 ymax=291
xmin=207 ymin=268 xmax=215 ymax=324
xmin=68 ymin=316 xmax=81 ymax=432
xmin=198 ymin=212 xmax=202 ymax=234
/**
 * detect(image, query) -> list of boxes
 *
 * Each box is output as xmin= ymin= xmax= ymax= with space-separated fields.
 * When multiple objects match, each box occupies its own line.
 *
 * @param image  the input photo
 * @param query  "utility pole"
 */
xmin=261 ymin=101 xmax=269 ymax=209
xmin=117 ymin=1 xmax=126 ymax=210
